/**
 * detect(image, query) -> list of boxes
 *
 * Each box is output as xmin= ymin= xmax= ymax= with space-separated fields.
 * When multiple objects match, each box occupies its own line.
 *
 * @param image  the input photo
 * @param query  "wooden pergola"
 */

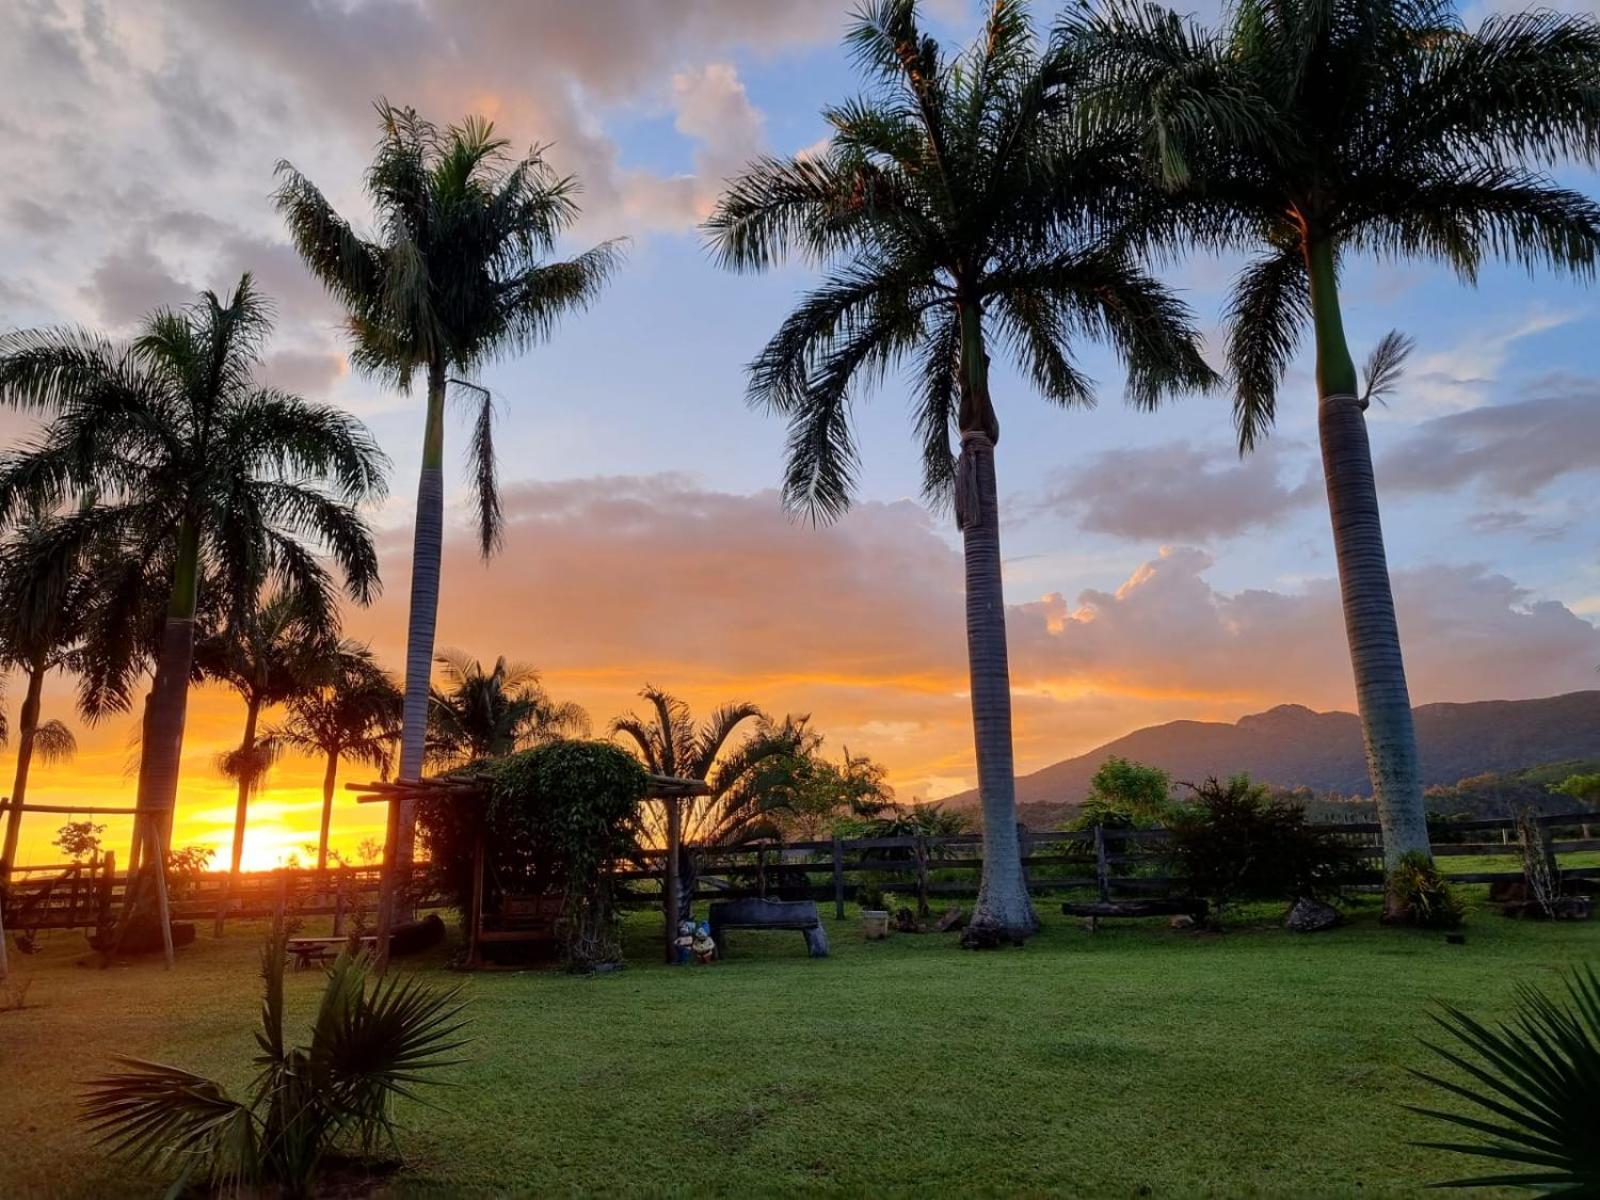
xmin=348 ymin=771 xmax=710 ymax=969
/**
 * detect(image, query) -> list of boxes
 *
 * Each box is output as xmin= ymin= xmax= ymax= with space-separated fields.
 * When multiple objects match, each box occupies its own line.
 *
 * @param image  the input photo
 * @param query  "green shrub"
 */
xmin=1385 ymin=851 xmax=1465 ymax=929
xmin=1161 ymin=775 xmax=1364 ymax=920
xmin=416 ymin=740 xmax=647 ymax=969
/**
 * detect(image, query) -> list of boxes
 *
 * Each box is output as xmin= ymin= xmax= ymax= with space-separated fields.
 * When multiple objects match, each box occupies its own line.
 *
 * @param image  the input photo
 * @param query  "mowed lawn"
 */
xmin=1 ymin=895 xmax=1595 ymax=1199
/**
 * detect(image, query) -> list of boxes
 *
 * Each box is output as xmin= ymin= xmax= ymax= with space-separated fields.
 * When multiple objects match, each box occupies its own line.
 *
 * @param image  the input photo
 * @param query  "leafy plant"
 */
xmin=82 ymin=929 xmax=465 ymax=1197
xmin=1161 ymin=775 xmax=1364 ymax=920
xmin=52 ymin=820 xmax=104 ymax=863
xmin=416 ymin=740 xmax=647 ymax=970
xmin=1386 ymin=851 xmax=1466 ymax=930
xmin=1409 ymin=964 xmax=1600 ymax=1195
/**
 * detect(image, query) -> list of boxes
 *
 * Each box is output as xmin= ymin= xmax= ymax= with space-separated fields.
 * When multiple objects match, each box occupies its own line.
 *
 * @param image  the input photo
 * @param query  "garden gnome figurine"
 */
xmin=674 ymin=919 xmax=694 ymax=965
xmin=692 ymin=920 xmax=716 ymax=964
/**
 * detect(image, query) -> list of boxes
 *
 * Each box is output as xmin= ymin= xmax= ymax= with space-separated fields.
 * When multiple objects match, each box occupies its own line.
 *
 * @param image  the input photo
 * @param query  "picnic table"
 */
xmin=286 ymin=934 xmax=376 ymax=969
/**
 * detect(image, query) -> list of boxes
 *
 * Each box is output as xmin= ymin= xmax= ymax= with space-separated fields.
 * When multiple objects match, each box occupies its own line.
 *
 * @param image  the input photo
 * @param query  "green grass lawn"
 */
xmin=2 ymin=894 xmax=1595 ymax=1198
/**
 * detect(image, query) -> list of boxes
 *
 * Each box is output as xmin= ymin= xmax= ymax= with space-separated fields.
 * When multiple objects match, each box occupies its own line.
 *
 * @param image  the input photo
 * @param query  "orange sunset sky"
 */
xmin=3 ymin=1 xmax=1600 ymax=870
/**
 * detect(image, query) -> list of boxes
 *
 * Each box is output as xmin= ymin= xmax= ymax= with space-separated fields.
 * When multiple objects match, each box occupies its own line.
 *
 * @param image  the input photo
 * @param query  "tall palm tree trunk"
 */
xmin=379 ymin=359 xmax=447 ymax=953
xmin=1307 ymin=240 xmax=1430 ymax=870
xmin=0 ymin=663 xmax=46 ymax=886
xmin=136 ymin=519 xmax=203 ymax=854
xmin=228 ymin=698 xmax=262 ymax=884
xmin=956 ymin=308 xmax=1037 ymax=940
xmin=316 ymin=748 xmax=339 ymax=874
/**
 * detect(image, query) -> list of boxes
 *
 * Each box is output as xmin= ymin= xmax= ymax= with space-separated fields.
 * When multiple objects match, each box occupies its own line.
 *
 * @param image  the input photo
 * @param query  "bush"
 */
xmin=1161 ymin=775 xmax=1365 ymax=920
xmin=1385 ymin=851 xmax=1465 ymax=929
xmin=416 ymin=740 xmax=647 ymax=970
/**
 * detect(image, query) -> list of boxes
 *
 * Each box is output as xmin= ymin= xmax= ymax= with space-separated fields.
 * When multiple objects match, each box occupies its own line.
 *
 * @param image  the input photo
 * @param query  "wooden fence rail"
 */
xmin=6 ymin=810 xmax=1596 ymax=935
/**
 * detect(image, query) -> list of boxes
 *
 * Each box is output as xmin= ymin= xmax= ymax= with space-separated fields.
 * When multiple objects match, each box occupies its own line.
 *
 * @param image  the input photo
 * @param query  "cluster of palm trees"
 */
xmin=707 ymin=0 xmax=1600 ymax=936
xmin=0 ymin=0 xmax=1595 ymax=942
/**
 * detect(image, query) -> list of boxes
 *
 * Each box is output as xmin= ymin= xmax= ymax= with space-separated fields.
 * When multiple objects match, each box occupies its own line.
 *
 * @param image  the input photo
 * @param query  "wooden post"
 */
xmin=374 ymin=796 xmax=401 ymax=973
xmin=97 ymin=851 xmax=116 ymax=942
xmin=1094 ymin=825 xmax=1110 ymax=903
xmin=469 ymin=822 xmax=487 ymax=969
xmin=332 ymin=875 xmax=346 ymax=937
xmin=144 ymin=817 xmax=175 ymax=970
xmin=756 ymin=845 xmax=767 ymax=898
xmin=0 ymin=875 xmax=9 ymax=982
xmin=663 ymin=797 xmax=682 ymax=964
xmin=832 ymin=834 xmax=845 ymax=919
xmin=914 ymin=835 xmax=930 ymax=919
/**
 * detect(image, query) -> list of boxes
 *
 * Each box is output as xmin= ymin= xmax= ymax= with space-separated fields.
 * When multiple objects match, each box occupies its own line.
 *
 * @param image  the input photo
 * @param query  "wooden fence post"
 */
xmin=756 ymin=845 xmax=767 ymax=898
xmin=914 ymin=835 xmax=930 ymax=918
xmin=1094 ymin=825 xmax=1110 ymax=903
xmin=832 ymin=834 xmax=845 ymax=919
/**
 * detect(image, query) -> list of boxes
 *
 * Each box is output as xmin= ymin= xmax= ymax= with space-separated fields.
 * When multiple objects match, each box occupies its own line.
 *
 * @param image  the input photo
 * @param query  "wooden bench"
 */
xmin=708 ymin=898 xmax=829 ymax=958
xmin=469 ymin=892 xmax=563 ymax=966
xmin=1061 ymin=898 xmax=1209 ymax=931
xmin=286 ymin=934 xmax=375 ymax=969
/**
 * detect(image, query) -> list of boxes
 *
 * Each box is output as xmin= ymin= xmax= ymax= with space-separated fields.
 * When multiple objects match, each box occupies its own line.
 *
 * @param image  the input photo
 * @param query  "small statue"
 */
xmin=691 ymin=920 xmax=716 ymax=964
xmin=674 ymin=919 xmax=694 ymax=965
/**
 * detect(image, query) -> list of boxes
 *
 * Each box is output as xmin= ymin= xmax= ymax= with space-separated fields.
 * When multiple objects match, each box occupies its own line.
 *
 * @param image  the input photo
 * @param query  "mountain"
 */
xmin=943 ymin=691 xmax=1600 ymax=821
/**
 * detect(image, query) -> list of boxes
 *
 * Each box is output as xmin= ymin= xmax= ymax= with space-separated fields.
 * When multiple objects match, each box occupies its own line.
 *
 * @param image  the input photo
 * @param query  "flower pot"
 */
xmin=862 ymin=910 xmax=890 ymax=940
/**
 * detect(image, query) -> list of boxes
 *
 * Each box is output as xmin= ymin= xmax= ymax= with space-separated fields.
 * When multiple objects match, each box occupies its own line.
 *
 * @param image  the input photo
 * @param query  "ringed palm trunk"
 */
xmin=316 ymin=748 xmax=339 ymax=874
xmin=0 ymin=662 xmax=47 ymax=886
xmin=956 ymin=305 xmax=1038 ymax=939
xmin=227 ymin=697 xmax=262 ymax=885
xmin=1306 ymin=240 xmax=1431 ymax=872
xmin=380 ymin=357 xmax=447 ymax=950
xmin=136 ymin=518 xmax=203 ymax=858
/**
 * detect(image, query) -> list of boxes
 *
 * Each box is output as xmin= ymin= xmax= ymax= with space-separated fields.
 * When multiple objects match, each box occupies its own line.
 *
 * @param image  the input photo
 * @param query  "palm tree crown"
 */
xmin=1063 ymin=0 xmax=1600 ymax=441
xmin=426 ymin=651 xmax=590 ymax=768
xmin=705 ymin=0 xmax=1216 ymax=520
xmin=274 ymin=641 xmax=401 ymax=872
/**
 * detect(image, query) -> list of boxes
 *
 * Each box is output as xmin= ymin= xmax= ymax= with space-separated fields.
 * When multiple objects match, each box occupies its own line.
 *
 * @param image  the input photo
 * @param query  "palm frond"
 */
xmin=1407 ymin=964 xmax=1600 ymax=1194
xmin=1360 ymin=329 xmax=1414 ymax=408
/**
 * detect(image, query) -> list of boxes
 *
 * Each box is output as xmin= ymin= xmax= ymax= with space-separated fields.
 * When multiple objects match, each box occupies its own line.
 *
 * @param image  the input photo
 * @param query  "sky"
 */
xmin=1 ymin=0 xmax=1598 ymax=870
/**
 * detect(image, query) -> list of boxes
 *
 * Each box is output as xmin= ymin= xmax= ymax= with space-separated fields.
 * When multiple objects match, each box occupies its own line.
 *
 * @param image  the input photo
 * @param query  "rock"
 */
xmin=936 ymin=906 xmax=967 ymax=933
xmin=1284 ymin=897 xmax=1341 ymax=933
xmin=1169 ymin=914 xmax=1196 ymax=931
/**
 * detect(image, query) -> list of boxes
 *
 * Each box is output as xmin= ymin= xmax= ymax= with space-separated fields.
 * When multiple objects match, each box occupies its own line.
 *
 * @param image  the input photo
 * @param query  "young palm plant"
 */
xmin=0 ymin=276 xmax=386 ymax=866
xmin=1409 ymin=963 xmax=1600 ymax=1194
xmin=273 ymin=642 xmax=402 ymax=873
xmin=705 ymin=0 xmax=1216 ymax=937
xmin=82 ymin=928 xmax=466 ymax=1197
xmin=610 ymin=686 xmax=819 ymax=916
xmin=1062 ymin=0 xmax=1600 ymax=871
xmin=426 ymin=650 xmax=589 ymax=769
xmin=275 ymin=103 xmax=623 ymax=876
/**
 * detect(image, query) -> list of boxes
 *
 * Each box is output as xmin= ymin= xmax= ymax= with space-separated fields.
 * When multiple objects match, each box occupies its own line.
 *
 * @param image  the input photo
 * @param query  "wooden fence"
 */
xmin=5 ymin=810 xmax=1596 ymax=936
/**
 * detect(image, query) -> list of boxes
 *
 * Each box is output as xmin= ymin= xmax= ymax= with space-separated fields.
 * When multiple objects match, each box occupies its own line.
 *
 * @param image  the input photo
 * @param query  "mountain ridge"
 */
xmin=941 ymin=690 xmax=1600 ymax=813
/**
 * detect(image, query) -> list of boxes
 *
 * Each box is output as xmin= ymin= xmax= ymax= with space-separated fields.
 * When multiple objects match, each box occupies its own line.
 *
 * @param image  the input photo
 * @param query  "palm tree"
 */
xmin=1063 ymin=0 xmax=1600 ymax=871
xmin=610 ymin=687 xmax=817 ymax=916
xmin=426 ymin=650 xmax=589 ymax=768
xmin=275 ymin=103 xmax=623 ymax=873
xmin=197 ymin=589 xmax=339 ymax=892
xmin=0 ymin=276 xmax=387 ymax=868
xmin=273 ymin=642 xmax=401 ymax=873
xmin=705 ymin=0 xmax=1216 ymax=938
xmin=0 ymin=516 xmax=88 ymax=884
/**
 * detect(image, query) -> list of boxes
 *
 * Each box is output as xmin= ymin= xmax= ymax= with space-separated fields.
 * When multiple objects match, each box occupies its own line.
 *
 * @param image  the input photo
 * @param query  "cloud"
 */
xmin=1388 ymin=311 xmax=1574 ymax=417
xmin=1025 ymin=440 xmax=1320 ymax=541
xmin=82 ymin=236 xmax=191 ymax=326
xmin=1380 ymin=376 xmax=1600 ymax=499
